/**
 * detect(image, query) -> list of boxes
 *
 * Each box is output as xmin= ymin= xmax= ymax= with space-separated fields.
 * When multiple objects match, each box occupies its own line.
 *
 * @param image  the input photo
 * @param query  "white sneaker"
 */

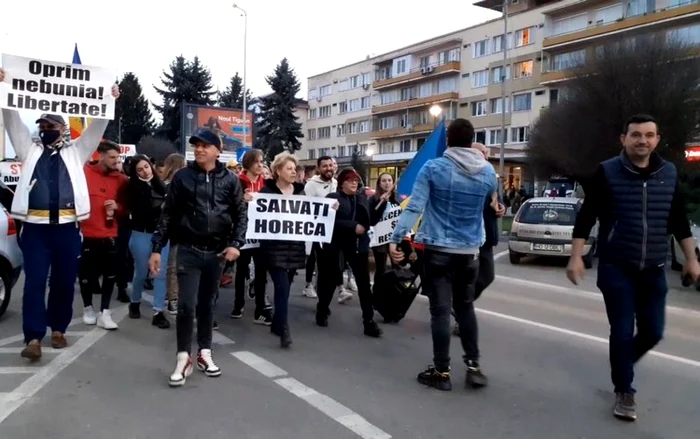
xmin=169 ymin=352 xmax=193 ymax=387
xmin=82 ymin=306 xmax=97 ymax=325
xmin=97 ymin=309 xmax=118 ymax=330
xmin=303 ymin=284 xmax=318 ymax=298
xmin=196 ymin=349 xmax=222 ymax=377
xmin=337 ymin=287 xmax=354 ymax=304
xmin=346 ymin=277 xmax=358 ymax=292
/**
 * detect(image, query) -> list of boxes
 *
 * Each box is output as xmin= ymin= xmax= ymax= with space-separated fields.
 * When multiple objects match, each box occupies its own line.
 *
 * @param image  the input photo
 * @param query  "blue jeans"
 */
xmin=269 ymin=268 xmax=295 ymax=333
xmin=20 ymin=222 xmax=82 ymax=343
xmin=597 ymin=263 xmax=667 ymax=394
xmin=129 ymin=230 xmax=169 ymax=311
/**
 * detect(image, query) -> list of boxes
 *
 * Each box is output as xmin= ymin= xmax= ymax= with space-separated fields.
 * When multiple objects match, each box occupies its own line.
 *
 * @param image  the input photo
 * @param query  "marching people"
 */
xmin=302 ymin=156 xmax=337 ymax=299
xmin=258 ymin=152 xmax=308 ymax=348
xmin=567 ymin=114 xmax=700 ymax=421
xmin=390 ymin=118 xmax=496 ymax=391
xmin=368 ymin=172 xmax=400 ymax=283
xmin=79 ymin=140 xmax=128 ymax=330
xmin=160 ymin=153 xmax=187 ymax=315
xmin=150 ymin=127 xmax=246 ymax=387
xmin=0 ymin=67 xmax=119 ymax=360
xmin=126 ymin=155 xmax=171 ymax=329
xmin=316 ymin=168 xmax=383 ymax=338
xmin=231 ymin=149 xmax=273 ymax=324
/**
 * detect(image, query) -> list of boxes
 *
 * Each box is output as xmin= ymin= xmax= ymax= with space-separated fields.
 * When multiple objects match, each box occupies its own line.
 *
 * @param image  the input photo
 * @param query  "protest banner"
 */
xmin=0 ymin=161 xmax=22 ymax=186
xmin=246 ymin=193 xmax=336 ymax=244
xmin=370 ymin=205 xmax=402 ymax=247
xmin=0 ymin=54 xmax=117 ymax=120
xmin=240 ymin=239 xmax=260 ymax=250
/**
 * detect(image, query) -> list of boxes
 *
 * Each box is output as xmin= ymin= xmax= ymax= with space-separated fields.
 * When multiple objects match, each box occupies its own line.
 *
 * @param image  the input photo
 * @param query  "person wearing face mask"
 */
xmin=316 ymin=168 xmax=382 ymax=338
xmin=126 ymin=155 xmax=171 ymax=329
xmin=0 ymin=67 xmax=120 ymax=361
xmin=78 ymin=140 xmax=128 ymax=330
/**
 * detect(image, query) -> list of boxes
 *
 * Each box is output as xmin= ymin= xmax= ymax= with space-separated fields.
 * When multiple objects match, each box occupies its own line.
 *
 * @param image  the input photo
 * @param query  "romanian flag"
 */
xmin=68 ymin=44 xmax=91 ymax=140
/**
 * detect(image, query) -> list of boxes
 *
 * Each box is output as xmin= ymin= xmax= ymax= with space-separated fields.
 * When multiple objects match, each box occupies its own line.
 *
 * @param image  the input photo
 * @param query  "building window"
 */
xmin=337 ymin=124 xmax=346 ymax=137
xmin=320 ymin=85 xmax=332 ymax=96
xmin=625 ymin=0 xmax=648 ymax=17
xmin=396 ymin=59 xmax=407 ymax=74
xmin=512 ymin=93 xmax=532 ymax=111
xmin=515 ymin=27 xmax=534 ymax=47
xmin=438 ymin=77 xmax=457 ymax=93
xmin=492 ymin=65 xmax=510 ymax=83
xmin=473 ymin=39 xmax=490 ymax=57
xmin=379 ymin=142 xmax=393 ymax=154
xmin=416 ymin=138 xmax=427 ymax=150
xmin=308 ymin=108 xmax=317 ymax=119
xmin=360 ymin=96 xmax=371 ymax=109
xmin=511 ymin=126 xmax=530 ymax=143
xmin=513 ymin=60 xmax=534 ymax=78
xmin=472 ymin=100 xmax=487 ymax=117
xmin=362 ymin=72 xmax=372 ymax=85
xmin=349 ymin=99 xmax=360 ymax=112
xmin=488 ymin=129 xmax=507 ymax=145
xmin=595 ymin=3 xmax=624 ymax=25
xmin=379 ymin=117 xmax=394 ymax=130
xmin=348 ymin=122 xmax=358 ymax=134
xmin=337 ymin=102 xmax=347 ymax=114
xmin=338 ymin=146 xmax=346 ymax=157
xmin=552 ymin=14 xmax=588 ymax=36
xmin=309 ymin=88 xmax=318 ymax=100
xmin=552 ymin=50 xmax=586 ymax=71
xmin=307 ymin=129 xmax=316 ymax=140
xmin=307 ymin=149 xmax=316 ymax=160
xmin=356 ymin=144 xmax=367 ymax=156
xmin=446 ymin=105 xmax=457 ymax=120
xmin=399 ymin=139 xmax=411 ymax=152
xmin=350 ymin=75 xmax=360 ymax=88
xmin=319 ymin=147 xmax=330 ymax=156
xmin=490 ymin=97 xmax=510 ymax=114
xmin=472 ymin=70 xmax=489 ymax=88
xmin=319 ymin=105 xmax=331 ymax=118
xmin=337 ymin=79 xmax=349 ymax=92
xmin=493 ymin=35 xmax=504 ymax=52
xmin=318 ymin=126 xmax=331 ymax=139
xmin=380 ymin=91 xmax=398 ymax=105
xmin=359 ymin=120 xmax=370 ymax=133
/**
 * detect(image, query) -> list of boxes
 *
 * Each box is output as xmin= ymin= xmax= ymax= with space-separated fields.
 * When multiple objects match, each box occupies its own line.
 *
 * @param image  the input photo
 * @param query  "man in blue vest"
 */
xmin=567 ymin=114 xmax=700 ymax=421
xmin=0 ymin=67 xmax=120 ymax=361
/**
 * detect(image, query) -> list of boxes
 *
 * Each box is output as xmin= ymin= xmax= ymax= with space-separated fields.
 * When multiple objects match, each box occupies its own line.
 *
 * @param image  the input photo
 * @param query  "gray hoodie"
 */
xmin=304 ymin=175 xmax=338 ymax=198
xmin=443 ymin=147 xmax=489 ymax=175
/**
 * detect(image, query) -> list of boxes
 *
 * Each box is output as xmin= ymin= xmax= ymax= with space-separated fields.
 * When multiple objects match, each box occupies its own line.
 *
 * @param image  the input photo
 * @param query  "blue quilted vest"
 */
xmin=598 ymin=152 xmax=677 ymax=269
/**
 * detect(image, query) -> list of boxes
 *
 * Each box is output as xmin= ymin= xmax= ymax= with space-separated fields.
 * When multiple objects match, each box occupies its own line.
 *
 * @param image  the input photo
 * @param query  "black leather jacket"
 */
xmin=151 ymin=161 xmax=247 ymax=253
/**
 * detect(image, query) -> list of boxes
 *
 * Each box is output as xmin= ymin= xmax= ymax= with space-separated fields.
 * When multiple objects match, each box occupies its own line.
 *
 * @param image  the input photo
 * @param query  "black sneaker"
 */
xmin=316 ymin=314 xmax=329 ymax=327
xmin=152 ymin=312 xmax=170 ymax=329
xmin=613 ymin=393 xmax=637 ymax=421
xmin=128 ymin=302 xmax=141 ymax=319
xmin=363 ymin=320 xmax=383 ymax=338
xmin=280 ymin=326 xmax=292 ymax=349
xmin=230 ymin=308 xmax=244 ymax=319
xmin=254 ymin=309 xmax=272 ymax=326
xmin=465 ymin=360 xmax=488 ymax=389
xmin=417 ymin=365 xmax=452 ymax=391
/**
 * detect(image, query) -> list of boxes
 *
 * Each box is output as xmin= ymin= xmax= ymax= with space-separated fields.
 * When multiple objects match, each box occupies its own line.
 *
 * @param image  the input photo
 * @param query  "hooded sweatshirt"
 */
xmin=81 ymin=162 xmax=128 ymax=238
xmin=304 ymin=175 xmax=337 ymax=198
xmin=238 ymin=171 xmax=265 ymax=193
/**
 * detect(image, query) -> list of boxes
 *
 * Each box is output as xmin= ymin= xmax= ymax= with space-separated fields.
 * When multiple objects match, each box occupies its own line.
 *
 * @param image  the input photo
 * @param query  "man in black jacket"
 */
xmin=149 ymin=128 xmax=247 ymax=388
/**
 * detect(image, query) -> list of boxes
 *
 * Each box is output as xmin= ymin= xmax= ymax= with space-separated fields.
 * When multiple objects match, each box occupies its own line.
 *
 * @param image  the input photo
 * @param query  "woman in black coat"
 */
xmin=368 ymin=172 xmax=400 ymax=284
xmin=258 ymin=152 xmax=307 ymax=348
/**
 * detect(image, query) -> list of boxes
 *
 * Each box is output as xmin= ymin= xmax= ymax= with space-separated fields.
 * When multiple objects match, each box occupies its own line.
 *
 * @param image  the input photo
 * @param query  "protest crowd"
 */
xmin=1 ymin=58 xmax=699 ymax=425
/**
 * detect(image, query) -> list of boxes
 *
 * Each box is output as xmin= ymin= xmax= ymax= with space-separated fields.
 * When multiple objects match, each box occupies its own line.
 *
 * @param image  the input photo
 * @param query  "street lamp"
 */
xmin=429 ymin=104 xmax=442 ymax=128
xmin=233 ymin=3 xmax=248 ymax=148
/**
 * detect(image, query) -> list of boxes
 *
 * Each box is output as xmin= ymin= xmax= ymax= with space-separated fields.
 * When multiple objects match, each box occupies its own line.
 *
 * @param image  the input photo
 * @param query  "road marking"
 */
xmin=275 ymin=377 xmax=392 ymax=439
xmin=0 ymin=306 xmax=128 ymax=425
xmin=476 ymin=308 xmax=700 ymax=368
xmin=213 ymin=331 xmax=236 ymax=345
xmin=493 ymin=250 xmax=508 ymax=261
xmin=0 ymin=348 xmax=61 ymax=354
xmin=0 ymin=367 xmax=37 ymax=374
xmin=231 ymin=351 xmax=287 ymax=378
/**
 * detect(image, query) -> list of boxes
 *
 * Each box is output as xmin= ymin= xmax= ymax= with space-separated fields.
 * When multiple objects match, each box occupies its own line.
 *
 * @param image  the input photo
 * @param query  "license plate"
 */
xmin=532 ymin=243 xmax=563 ymax=252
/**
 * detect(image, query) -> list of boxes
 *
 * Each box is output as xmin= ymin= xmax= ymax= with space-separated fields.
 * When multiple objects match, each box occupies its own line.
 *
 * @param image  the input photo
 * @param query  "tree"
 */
xmin=218 ymin=72 xmax=252 ymax=109
xmin=527 ymin=34 xmax=700 ymax=192
xmin=350 ymin=147 xmax=368 ymax=185
xmin=153 ymin=56 xmax=216 ymax=142
xmin=256 ymin=58 xmax=304 ymax=160
xmin=136 ymin=136 xmax=177 ymax=165
xmin=104 ymin=73 xmax=155 ymax=144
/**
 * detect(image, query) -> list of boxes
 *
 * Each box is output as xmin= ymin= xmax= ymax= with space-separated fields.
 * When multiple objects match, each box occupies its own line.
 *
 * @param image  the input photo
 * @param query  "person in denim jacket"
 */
xmin=389 ymin=118 xmax=496 ymax=392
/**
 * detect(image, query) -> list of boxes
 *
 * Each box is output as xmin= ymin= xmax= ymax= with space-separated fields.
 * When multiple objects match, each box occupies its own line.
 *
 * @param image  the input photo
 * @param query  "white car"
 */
xmin=0 ymin=182 xmax=23 ymax=319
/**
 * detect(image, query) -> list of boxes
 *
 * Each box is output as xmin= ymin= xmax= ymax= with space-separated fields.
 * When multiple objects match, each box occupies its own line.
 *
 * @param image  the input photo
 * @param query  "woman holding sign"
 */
xmin=368 ymin=173 xmax=399 ymax=283
xmin=258 ymin=152 xmax=307 ymax=348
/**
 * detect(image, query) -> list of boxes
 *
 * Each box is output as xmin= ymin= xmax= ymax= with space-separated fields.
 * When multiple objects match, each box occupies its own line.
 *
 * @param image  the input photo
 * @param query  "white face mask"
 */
xmin=138 ymin=175 xmax=153 ymax=183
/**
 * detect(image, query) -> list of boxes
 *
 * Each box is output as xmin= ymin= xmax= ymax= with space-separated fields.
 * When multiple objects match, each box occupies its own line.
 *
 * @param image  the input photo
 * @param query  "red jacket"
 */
xmin=81 ymin=163 xmax=128 ymax=238
xmin=238 ymin=172 xmax=265 ymax=193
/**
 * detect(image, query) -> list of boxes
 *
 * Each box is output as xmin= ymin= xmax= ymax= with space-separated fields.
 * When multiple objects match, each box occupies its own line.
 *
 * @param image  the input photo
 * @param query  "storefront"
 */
xmin=368 ymin=164 xmax=408 ymax=189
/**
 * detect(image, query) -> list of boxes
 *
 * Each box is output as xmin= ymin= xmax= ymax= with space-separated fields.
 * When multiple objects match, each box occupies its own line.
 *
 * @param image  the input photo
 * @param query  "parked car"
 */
xmin=0 ymin=183 xmax=23 ymax=319
xmin=508 ymin=197 xmax=598 ymax=268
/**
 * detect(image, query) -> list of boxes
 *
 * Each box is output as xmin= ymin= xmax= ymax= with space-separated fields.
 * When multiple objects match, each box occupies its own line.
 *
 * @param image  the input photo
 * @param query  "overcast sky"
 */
xmin=1 ymin=0 xmax=498 ymax=155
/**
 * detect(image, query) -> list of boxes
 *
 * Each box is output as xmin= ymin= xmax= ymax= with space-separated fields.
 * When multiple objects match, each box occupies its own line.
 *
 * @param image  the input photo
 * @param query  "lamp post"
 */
xmin=233 ymin=3 xmax=248 ymax=148
xmin=429 ymin=104 xmax=442 ymax=127
xmin=499 ymin=0 xmax=509 ymax=202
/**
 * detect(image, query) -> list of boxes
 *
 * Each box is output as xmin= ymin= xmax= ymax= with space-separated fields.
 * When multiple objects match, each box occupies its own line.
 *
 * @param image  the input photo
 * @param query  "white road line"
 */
xmin=275 ymin=377 xmax=392 ymax=439
xmin=231 ymin=351 xmax=287 ymax=378
xmin=476 ymin=308 xmax=700 ymax=368
xmin=212 ymin=331 xmax=236 ymax=345
xmin=0 ymin=335 xmax=24 ymax=347
xmin=0 ymin=348 xmax=61 ymax=354
xmin=0 ymin=306 xmax=128 ymax=425
xmin=0 ymin=367 xmax=37 ymax=374
xmin=493 ymin=249 xmax=508 ymax=261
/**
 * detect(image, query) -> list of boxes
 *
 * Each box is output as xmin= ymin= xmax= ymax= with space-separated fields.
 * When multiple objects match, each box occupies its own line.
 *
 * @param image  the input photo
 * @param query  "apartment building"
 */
xmin=302 ymin=0 xmax=700 ymax=190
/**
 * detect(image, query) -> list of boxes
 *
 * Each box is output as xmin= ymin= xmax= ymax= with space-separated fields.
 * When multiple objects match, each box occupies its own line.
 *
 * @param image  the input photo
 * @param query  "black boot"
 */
xmin=116 ymin=288 xmax=130 ymax=304
xmin=280 ymin=326 xmax=292 ymax=348
xmin=128 ymin=302 xmax=141 ymax=319
xmin=363 ymin=320 xmax=383 ymax=338
xmin=152 ymin=312 xmax=170 ymax=329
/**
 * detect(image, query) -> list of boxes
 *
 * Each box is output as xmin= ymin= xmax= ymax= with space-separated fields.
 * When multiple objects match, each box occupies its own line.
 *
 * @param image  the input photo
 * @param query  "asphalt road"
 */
xmin=1 ymin=254 xmax=700 ymax=439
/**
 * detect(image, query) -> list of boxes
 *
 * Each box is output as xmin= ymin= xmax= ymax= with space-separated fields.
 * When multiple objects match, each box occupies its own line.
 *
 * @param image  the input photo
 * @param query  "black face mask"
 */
xmin=39 ymin=130 xmax=61 ymax=147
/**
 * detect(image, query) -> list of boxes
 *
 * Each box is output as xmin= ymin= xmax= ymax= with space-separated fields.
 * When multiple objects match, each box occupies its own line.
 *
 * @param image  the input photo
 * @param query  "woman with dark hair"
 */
xmin=126 ymin=154 xmax=171 ymax=329
xmin=259 ymin=152 xmax=307 ymax=348
xmin=368 ymin=172 xmax=399 ymax=283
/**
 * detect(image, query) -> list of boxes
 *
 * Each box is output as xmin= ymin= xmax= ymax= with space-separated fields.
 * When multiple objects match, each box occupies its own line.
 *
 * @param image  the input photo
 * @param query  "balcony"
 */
xmin=543 ymin=1 xmax=700 ymax=48
xmin=371 ymin=123 xmax=434 ymax=140
xmin=540 ymin=69 xmax=577 ymax=84
xmin=372 ymin=61 xmax=461 ymax=90
xmin=372 ymin=92 xmax=459 ymax=115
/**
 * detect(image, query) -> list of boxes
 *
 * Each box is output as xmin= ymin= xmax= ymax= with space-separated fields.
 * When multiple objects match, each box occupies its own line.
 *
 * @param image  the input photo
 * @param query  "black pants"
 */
xmin=317 ymin=246 xmax=374 ymax=322
xmin=234 ymin=248 xmax=268 ymax=313
xmin=269 ymin=267 xmax=296 ymax=332
xmin=305 ymin=243 xmax=320 ymax=284
xmin=423 ymin=249 xmax=480 ymax=372
xmin=176 ymin=245 xmax=225 ymax=354
xmin=79 ymin=237 xmax=118 ymax=311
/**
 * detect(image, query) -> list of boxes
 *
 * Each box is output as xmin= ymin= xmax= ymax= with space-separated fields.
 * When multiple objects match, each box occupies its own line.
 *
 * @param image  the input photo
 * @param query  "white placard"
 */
xmin=370 ymin=205 xmax=402 ymax=247
xmin=246 ymin=193 xmax=336 ymax=243
xmin=240 ymin=239 xmax=260 ymax=250
xmin=0 ymin=54 xmax=117 ymax=120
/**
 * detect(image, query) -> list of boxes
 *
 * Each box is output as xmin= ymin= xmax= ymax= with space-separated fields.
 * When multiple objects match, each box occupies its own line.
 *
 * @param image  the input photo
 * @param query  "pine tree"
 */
xmin=153 ymin=56 xmax=216 ymax=142
xmin=218 ymin=72 xmax=253 ymax=109
xmin=257 ymin=58 xmax=304 ymax=160
xmin=104 ymin=73 xmax=154 ymax=144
